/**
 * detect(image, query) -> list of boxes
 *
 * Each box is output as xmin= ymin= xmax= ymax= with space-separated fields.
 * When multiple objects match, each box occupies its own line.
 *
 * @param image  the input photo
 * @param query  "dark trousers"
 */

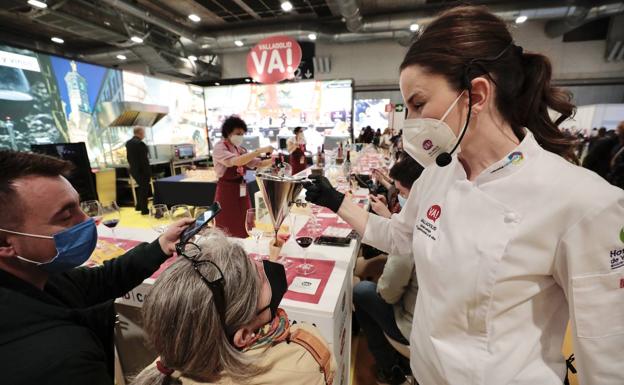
xmin=132 ymin=174 xmax=150 ymax=213
xmin=353 ymin=280 xmax=409 ymax=371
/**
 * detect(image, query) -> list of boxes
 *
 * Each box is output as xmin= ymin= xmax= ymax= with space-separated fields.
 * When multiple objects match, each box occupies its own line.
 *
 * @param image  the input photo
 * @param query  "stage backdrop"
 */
xmin=0 ymin=44 xmax=208 ymax=166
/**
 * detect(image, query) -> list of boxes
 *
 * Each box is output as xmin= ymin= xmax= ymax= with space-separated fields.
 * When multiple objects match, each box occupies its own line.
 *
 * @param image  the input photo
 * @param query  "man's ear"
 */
xmin=232 ymin=325 xmax=256 ymax=349
xmin=0 ymin=236 xmax=17 ymax=259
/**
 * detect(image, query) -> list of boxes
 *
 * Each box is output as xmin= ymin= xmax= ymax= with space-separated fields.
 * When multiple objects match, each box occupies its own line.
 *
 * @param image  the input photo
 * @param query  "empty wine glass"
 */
xmin=170 ymin=205 xmax=192 ymax=221
xmin=245 ymin=208 xmax=263 ymax=261
xmin=81 ymin=200 xmax=103 ymax=249
xmin=150 ymin=204 xmax=171 ymax=233
xmin=102 ymin=201 xmax=121 ymax=246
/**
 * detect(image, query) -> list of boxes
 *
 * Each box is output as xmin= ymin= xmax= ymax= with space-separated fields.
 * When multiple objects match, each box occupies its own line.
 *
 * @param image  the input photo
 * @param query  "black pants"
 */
xmin=132 ymin=174 xmax=150 ymax=213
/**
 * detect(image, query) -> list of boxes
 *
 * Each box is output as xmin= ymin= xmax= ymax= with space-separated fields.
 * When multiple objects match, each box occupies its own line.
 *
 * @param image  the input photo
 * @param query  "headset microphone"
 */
xmin=435 ymin=76 xmax=473 ymax=167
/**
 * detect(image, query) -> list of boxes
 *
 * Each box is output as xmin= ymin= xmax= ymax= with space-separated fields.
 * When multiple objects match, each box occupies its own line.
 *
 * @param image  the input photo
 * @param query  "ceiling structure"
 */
xmin=0 ymin=0 xmax=623 ymax=82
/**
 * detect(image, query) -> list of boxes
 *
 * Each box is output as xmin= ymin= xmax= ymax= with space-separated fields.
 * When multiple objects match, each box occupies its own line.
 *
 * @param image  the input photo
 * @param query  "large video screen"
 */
xmin=204 ymin=79 xmax=352 ymax=152
xmin=353 ymin=98 xmax=390 ymax=139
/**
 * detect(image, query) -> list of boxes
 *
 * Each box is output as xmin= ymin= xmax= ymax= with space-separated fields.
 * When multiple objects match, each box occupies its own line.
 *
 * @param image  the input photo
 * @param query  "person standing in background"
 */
xmin=125 ymin=126 xmax=151 ymax=215
xmin=287 ymin=126 xmax=308 ymax=175
xmin=212 ymin=116 xmax=273 ymax=238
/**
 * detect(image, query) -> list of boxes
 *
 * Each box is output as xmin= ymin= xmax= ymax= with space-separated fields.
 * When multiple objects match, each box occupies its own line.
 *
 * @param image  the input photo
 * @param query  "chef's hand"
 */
xmin=303 ymin=175 xmax=345 ymax=213
xmin=159 ymin=218 xmax=195 ymax=256
xmin=369 ymin=194 xmax=391 ymax=219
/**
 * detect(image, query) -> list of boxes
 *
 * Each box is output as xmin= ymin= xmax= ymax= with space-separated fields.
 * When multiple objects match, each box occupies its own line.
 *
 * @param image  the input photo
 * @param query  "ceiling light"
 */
xmin=116 ymin=54 xmax=127 ymax=60
xmin=104 ymin=21 xmax=111 ymax=26
xmin=130 ymin=36 xmax=144 ymax=44
xmin=409 ymin=23 xmax=420 ymax=32
xmin=188 ymin=14 xmax=201 ymax=23
xmin=234 ymin=40 xmax=244 ymax=47
xmin=51 ymin=37 xmax=64 ymax=44
xmin=27 ymin=0 xmax=47 ymax=9
xmin=281 ymin=1 xmax=293 ymax=12
xmin=308 ymin=33 xmax=317 ymax=41
xmin=245 ymin=78 xmax=251 ymax=82
xmin=188 ymin=55 xmax=197 ymax=62
xmin=215 ymin=82 xmax=220 ymax=86
xmin=515 ymin=15 xmax=528 ymax=24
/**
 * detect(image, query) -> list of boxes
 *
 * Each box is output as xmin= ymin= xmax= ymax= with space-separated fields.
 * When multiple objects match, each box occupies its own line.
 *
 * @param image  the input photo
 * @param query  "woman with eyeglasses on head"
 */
xmin=132 ymin=230 xmax=335 ymax=385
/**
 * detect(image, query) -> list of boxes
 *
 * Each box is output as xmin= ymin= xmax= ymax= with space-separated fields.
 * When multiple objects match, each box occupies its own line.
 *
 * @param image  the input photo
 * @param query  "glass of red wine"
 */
xmin=102 ymin=201 xmax=121 ymax=246
xmin=295 ymin=215 xmax=316 ymax=275
xmin=80 ymin=200 xmax=103 ymax=249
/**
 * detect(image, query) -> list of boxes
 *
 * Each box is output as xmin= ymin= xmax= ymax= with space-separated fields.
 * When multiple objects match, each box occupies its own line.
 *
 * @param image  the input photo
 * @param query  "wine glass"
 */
xmin=295 ymin=214 xmax=316 ymax=275
xmin=150 ymin=204 xmax=171 ymax=233
xmin=245 ymin=208 xmax=263 ymax=261
xmin=170 ymin=205 xmax=192 ymax=221
xmin=101 ymin=201 xmax=121 ymax=246
xmin=81 ymin=200 xmax=103 ymax=249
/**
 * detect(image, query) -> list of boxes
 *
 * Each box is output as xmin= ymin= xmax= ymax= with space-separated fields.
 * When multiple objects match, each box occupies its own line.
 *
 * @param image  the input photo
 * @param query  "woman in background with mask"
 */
xmin=132 ymin=230 xmax=335 ymax=385
xmin=355 ymin=155 xmax=422 ymax=385
xmin=305 ymin=6 xmax=624 ymax=385
xmin=287 ymin=126 xmax=308 ymax=175
xmin=212 ymin=116 xmax=273 ymax=238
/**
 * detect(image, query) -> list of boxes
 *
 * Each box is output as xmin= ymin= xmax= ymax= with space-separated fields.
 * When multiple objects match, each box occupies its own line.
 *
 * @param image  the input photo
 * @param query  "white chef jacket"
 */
xmin=363 ymin=131 xmax=624 ymax=385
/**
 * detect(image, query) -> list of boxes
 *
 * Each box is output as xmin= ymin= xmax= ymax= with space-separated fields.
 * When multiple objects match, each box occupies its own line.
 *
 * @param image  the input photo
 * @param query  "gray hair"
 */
xmin=133 ymin=126 xmax=145 ymax=135
xmin=132 ymin=230 xmax=265 ymax=385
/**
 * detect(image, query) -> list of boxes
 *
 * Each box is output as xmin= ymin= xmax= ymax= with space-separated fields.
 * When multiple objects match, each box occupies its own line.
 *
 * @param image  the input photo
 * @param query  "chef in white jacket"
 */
xmin=304 ymin=6 xmax=624 ymax=385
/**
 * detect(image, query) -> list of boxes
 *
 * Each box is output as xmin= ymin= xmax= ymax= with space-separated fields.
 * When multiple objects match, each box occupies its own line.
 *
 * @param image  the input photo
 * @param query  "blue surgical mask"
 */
xmin=0 ymin=218 xmax=97 ymax=273
xmin=397 ymin=194 xmax=407 ymax=208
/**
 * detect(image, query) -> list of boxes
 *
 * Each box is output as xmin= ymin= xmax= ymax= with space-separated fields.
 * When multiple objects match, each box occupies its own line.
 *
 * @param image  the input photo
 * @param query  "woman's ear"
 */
xmin=232 ymin=326 xmax=256 ymax=349
xmin=468 ymin=76 xmax=491 ymax=116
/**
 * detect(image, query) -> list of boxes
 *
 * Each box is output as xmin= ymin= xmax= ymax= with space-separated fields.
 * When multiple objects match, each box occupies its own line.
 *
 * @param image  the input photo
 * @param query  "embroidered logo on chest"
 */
xmin=417 ymin=204 xmax=442 ymax=241
xmin=609 ymin=227 xmax=624 ymax=270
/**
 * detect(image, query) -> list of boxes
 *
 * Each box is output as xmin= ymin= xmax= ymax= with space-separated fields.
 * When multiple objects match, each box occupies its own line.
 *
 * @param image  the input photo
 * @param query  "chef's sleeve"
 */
xmin=553 ymin=195 xmax=624 ymax=385
xmin=362 ymin=180 xmax=418 ymax=256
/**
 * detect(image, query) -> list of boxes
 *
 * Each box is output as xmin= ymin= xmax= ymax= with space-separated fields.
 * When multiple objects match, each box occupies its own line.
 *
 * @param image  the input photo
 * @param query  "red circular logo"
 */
xmin=422 ymin=139 xmax=433 ymax=150
xmin=246 ymin=35 xmax=302 ymax=84
xmin=426 ymin=205 xmax=441 ymax=222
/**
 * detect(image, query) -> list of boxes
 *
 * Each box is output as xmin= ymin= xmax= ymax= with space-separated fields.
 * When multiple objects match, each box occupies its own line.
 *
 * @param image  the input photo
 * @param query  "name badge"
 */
xmin=239 ymin=183 xmax=247 ymax=197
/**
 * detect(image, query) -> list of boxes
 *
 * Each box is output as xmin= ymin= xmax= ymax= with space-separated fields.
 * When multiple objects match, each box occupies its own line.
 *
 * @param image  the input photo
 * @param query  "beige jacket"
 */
xmin=376 ymin=252 xmax=418 ymax=340
xmin=146 ymin=324 xmax=335 ymax=385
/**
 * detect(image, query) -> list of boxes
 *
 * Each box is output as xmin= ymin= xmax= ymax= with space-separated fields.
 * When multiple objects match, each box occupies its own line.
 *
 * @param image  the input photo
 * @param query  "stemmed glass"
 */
xmin=80 ymin=200 xmax=103 ymax=249
xmin=102 ymin=201 xmax=121 ymax=246
xmin=295 ymin=213 xmax=316 ymax=275
xmin=170 ymin=205 xmax=192 ymax=221
xmin=245 ymin=209 xmax=263 ymax=261
xmin=150 ymin=204 xmax=171 ymax=233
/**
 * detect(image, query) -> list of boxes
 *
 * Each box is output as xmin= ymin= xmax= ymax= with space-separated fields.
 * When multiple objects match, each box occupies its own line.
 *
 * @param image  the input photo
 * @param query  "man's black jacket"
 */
xmin=125 ymin=136 xmax=151 ymax=183
xmin=0 ymin=240 xmax=168 ymax=385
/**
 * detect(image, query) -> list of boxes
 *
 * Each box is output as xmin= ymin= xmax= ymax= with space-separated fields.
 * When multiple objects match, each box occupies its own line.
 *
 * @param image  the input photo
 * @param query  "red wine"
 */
xmin=296 ymin=236 xmax=314 ymax=248
xmin=103 ymin=219 xmax=120 ymax=228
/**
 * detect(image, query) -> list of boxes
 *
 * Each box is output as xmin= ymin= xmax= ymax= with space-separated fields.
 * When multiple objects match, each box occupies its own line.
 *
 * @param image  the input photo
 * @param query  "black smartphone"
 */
xmin=315 ymin=235 xmax=352 ymax=247
xmin=179 ymin=202 xmax=221 ymax=245
xmin=353 ymin=174 xmax=375 ymax=193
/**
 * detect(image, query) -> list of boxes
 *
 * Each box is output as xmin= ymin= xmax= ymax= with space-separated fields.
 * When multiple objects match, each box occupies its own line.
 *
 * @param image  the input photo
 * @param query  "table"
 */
xmin=103 ymin=211 xmax=361 ymax=385
xmin=153 ymin=169 xmax=258 ymax=208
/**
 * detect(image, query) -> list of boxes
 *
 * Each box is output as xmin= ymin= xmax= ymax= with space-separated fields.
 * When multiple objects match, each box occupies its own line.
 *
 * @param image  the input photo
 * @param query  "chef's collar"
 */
xmin=473 ymin=129 xmax=541 ymax=185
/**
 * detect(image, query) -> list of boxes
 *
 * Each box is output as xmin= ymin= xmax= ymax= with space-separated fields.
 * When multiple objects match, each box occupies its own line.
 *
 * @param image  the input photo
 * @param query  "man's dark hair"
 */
xmin=0 ymin=150 xmax=73 ymax=226
xmin=389 ymin=153 xmax=423 ymax=190
xmin=221 ymin=116 xmax=247 ymax=138
xmin=293 ymin=126 xmax=303 ymax=135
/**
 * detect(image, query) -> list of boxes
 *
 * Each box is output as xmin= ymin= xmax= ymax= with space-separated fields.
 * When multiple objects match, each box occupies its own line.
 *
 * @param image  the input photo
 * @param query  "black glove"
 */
xmin=303 ymin=175 xmax=345 ymax=213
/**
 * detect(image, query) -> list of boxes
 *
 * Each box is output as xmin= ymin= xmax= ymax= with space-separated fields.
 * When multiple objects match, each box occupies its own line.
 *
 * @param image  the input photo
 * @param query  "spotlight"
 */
xmin=51 ymin=37 xmax=64 ymax=44
xmin=27 ymin=0 xmax=47 ymax=9
xmin=281 ymin=1 xmax=293 ymax=12
xmin=234 ymin=40 xmax=244 ymax=47
xmin=130 ymin=36 xmax=144 ymax=44
xmin=116 ymin=54 xmax=127 ymax=60
xmin=409 ymin=23 xmax=419 ymax=32
xmin=308 ymin=33 xmax=317 ymax=41
xmin=188 ymin=14 xmax=201 ymax=22
xmin=515 ymin=15 xmax=528 ymax=24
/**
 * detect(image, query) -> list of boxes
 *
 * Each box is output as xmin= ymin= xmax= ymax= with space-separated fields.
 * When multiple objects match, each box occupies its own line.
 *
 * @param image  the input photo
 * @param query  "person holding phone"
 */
xmin=0 ymin=150 xmax=194 ymax=385
xmin=212 ymin=116 xmax=274 ymax=238
xmin=287 ymin=126 xmax=308 ymax=175
xmin=304 ymin=6 xmax=624 ymax=385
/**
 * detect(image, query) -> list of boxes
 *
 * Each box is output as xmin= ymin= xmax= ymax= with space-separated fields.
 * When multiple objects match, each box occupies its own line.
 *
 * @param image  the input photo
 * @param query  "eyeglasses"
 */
xmin=178 ymin=242 xmax=229 ymax=335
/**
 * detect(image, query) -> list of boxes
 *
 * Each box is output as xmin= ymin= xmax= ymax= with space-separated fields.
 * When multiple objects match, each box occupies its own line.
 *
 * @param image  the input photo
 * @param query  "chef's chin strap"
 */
xmin=564 ymin=354 xmax=576 ymax=385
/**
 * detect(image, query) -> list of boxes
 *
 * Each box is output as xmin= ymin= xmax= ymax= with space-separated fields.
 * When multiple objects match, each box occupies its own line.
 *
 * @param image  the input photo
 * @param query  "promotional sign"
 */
xmin=247 ymin=36 xmax=302 ymax=84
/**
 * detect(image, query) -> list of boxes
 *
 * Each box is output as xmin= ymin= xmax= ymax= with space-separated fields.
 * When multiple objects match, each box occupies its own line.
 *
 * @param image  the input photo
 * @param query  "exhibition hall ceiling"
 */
xmin=0 ymin=0 xmax=622 ymax=81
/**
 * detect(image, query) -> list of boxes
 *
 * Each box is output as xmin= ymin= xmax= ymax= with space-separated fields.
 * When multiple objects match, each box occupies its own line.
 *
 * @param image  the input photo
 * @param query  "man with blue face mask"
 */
xmin=0 ymin=150 xmax=193 ymax=385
